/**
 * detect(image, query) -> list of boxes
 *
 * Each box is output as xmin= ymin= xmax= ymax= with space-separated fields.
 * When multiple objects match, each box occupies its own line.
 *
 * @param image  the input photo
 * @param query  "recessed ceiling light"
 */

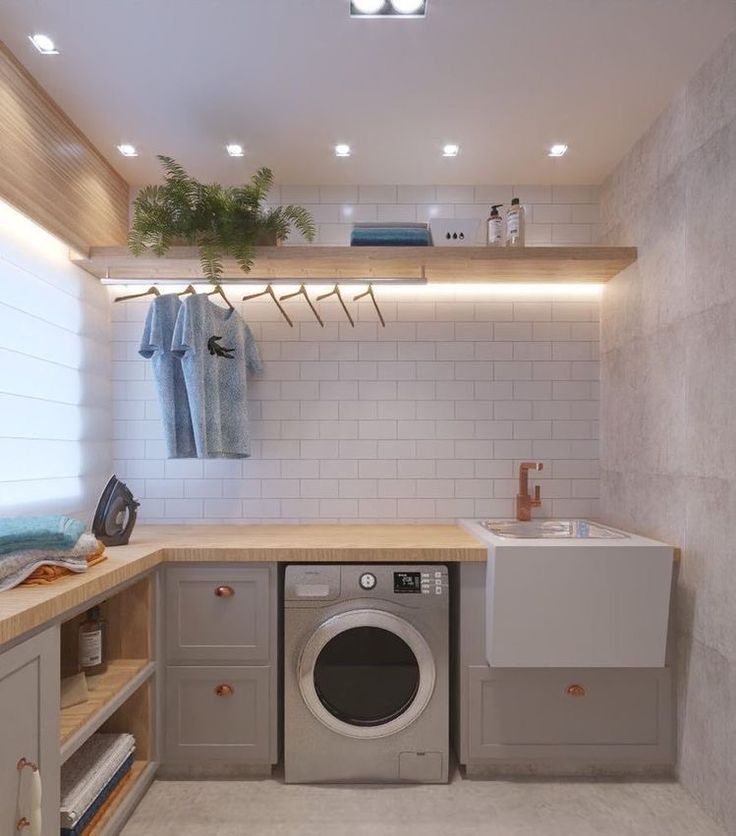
xmin=117 ymin=144 xmax=138 ymax=157
xmin=335 ymin=144 xmax=352 ymax=157
xmin=351 ymin=0 xmax=386 ymax=12
xmin=548 ymin=143 xmax=568 ymax=158
xmin=226 ymin=144 xmax=245 ymax=157
xmin=390 ymin=0 xmax=425 ymax=13
xmin=29 ymin=34 xmax=59 ymax=55
xmin=442 ymin=144 xmax=460 ymax=157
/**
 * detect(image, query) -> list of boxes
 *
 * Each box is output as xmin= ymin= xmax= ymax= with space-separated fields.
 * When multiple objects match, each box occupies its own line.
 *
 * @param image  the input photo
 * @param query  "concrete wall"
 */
xmin=599 ymin=30 xmax=736 ymax=831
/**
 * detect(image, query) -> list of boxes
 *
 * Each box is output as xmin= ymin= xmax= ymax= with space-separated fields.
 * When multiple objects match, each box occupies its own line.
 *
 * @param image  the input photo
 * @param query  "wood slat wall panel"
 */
xmin=0 ymin=40 xmax=129 ymax=253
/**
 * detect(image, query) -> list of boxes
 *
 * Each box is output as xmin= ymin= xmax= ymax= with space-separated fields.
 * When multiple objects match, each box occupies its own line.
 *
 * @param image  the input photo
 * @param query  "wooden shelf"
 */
xmin=84 ymin=760 xmax=156 ymax=836
xmin=71 ymin=244 xmax=636 ymax=283
xmin=60 ymin=659 xmax=155 ymax=763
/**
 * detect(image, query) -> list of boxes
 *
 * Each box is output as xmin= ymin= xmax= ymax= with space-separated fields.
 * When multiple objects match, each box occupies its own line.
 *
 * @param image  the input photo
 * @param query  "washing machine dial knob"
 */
xmin=359 ymin=572 xmax=377 ymax=590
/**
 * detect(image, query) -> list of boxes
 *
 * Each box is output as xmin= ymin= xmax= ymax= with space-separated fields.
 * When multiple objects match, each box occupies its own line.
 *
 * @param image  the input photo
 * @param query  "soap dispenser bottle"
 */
xmin=78 ymin=605 xmax=107 ymax=676
xmin=506 ymin=198 xmax=525 ymax=247
xmin=486 ymin=204 xmax=504 ymax=247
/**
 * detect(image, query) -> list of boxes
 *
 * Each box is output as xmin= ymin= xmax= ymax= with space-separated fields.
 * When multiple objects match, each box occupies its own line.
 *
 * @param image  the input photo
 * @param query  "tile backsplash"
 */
xmin=112 ymin=286 xmax=600 ymax=524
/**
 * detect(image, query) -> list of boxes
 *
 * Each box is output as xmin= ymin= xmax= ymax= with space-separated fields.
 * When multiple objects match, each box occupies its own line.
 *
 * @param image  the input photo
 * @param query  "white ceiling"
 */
xmin=1 ymin=0 xmax=734 ymax=186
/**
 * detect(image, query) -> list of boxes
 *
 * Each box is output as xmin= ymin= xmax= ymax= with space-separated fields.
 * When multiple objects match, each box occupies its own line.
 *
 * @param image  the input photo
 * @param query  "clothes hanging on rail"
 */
xmin=139 ymin=295 xmax=197 ymax=458
xmin=172 ymin=294 xmax=262 ymax=458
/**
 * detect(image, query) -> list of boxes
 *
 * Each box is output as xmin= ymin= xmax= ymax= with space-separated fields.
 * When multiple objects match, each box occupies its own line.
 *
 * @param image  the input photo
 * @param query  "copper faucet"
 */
xmin=516 ymin=462 xmax=543 ymax=521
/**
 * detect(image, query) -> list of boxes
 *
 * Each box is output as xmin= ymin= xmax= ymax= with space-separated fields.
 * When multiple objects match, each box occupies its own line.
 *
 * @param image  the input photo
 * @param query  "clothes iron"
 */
xmin=92 ymin=476 xmax=140 ymax=546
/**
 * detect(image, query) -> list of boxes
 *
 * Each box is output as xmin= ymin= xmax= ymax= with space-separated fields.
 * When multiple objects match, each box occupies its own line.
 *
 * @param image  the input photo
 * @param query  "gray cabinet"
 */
xmin=164 ymin=665 xmax=271 ymax=762
xmin=163 ymin=564 xmax=277 ymax=771
xmin=454 ymin=562 xmax=674 ymax=774
xmin=165 ymin=566 xmax=270 ymax=663
xmin=0 ymin=627 xmax=59 ymax=836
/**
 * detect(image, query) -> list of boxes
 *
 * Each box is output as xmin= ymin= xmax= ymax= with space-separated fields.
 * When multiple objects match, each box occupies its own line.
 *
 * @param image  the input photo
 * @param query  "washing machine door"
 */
xmin=298 ymin=608 xmax=436 ymax=739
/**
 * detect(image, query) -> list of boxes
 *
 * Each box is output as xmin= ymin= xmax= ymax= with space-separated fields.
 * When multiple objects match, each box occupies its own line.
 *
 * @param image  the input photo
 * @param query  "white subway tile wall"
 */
xmin=112 ymin=285 xmax=600 ymax=523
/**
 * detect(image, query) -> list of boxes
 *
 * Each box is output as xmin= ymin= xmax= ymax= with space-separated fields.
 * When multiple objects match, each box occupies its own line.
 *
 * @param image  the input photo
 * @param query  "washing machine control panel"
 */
xmin=359 ymin=572 xmax=377 ymax=590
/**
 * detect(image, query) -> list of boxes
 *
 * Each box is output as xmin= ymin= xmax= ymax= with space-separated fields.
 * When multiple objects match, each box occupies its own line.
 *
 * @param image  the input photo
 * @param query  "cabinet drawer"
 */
xmin=468 ymin=666 xmax=672 ymax=760
xmin=165 ymin=566 xmax=270 ymax=663
xmin=164 ymin=666 xmax=271 ymax=763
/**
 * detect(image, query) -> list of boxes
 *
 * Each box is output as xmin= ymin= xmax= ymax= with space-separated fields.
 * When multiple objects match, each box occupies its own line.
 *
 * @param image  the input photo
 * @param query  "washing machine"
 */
xmin=284 ymin=563 xmax=449 ymax=784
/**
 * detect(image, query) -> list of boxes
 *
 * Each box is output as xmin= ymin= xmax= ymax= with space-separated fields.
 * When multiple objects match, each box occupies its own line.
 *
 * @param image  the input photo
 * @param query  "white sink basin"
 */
xmin=463 ymin=519 xmax=674 ymax=668
xmin=480 ymin=519 xmax=628 ymax=539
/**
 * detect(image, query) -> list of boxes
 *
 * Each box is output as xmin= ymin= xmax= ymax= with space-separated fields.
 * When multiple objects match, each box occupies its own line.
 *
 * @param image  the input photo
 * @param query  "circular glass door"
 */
xmin=298 ymin=609 xmax=436 ymax=739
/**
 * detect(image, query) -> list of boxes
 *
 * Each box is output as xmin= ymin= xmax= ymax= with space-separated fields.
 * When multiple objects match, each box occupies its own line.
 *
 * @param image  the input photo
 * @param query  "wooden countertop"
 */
xmin=0 ymin=524 xmax=485 ymax=647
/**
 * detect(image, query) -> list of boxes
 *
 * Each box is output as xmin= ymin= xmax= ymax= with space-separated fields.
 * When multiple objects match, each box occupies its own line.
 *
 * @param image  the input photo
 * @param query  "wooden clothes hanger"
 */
xmin=114 ymin=285 xmax=160 ymax=303
xmin=206 ymin=283 xmax=235 ymax=311
xmin=177 ymin=284 xmax=197 ymax=297
xmin=316 ymin=285 xmax=354 ymax=327
xmin=279 ymin=284 xmax=324 ymax=327
xmin=242 ymin=284 xmax=294 ymax=327
xmin=353 ymin=284 xmax=386 ymax=328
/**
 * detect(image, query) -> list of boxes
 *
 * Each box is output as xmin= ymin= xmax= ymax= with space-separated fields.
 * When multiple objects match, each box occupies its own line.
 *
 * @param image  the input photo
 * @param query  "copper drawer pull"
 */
xmin=215 ymin=683 xmax=234 ymax=697
xmin=17 ymin=758 xmax=38 ymax=772
xmin=16 ymin=818 xmax=31 ymax=831
xmin=565 ymin=684 xmax=587 ymax=697
xmin=215 ymin=585 xmax=234 ymax=598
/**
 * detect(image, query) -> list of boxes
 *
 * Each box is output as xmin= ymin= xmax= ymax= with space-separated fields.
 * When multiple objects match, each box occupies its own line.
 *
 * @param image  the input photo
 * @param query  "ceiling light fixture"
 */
xmin=29 ymin=33 xmax=59 ymax=54
xmin=442 ymin=144 xmax=460 ymax=157
xmin=548 ymin=143 xmax=568 ymax=158
xmin=117 ymin=144 xmax=138 ymax=157
xmin=335 ymin=144 xmax=352 ymax=157
xmin=226 ymin=144 xmax=245 ymax=157
xmin=350 ymin=0 xmax=426 ymax=17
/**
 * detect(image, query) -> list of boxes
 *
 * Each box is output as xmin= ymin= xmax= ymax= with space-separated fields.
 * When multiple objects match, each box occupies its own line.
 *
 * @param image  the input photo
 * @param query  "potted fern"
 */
xmin=128 ymin=155 xmax=316 ymax=281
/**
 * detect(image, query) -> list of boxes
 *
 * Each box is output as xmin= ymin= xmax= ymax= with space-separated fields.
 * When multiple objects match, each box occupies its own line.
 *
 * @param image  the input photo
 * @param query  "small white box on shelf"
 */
xmin=429 ymin=218 xmax=481 ymax=246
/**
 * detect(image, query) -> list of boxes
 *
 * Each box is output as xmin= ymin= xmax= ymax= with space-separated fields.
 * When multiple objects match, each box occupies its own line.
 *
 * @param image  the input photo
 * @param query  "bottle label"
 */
xmin=80 ymin=631 xmax=102 ymax=667
xmin=488 ymin=218 xmax=503 ymax=244
xmin=508 ymin=214 xmax=520 ymax=236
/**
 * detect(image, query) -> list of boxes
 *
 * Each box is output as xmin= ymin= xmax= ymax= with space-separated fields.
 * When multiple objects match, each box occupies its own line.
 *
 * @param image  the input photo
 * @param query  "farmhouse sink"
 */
xmin=463 ymin=519 xmax=674 ymax=669
xmin=480 ymin=518 xmax=628 ymax=539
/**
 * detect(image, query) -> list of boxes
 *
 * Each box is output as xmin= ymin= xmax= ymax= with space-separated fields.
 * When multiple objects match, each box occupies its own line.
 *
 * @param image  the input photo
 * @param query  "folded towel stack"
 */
xmin=0 ymin=515 xmax=105 ymax=591
xmin=351 ymin=222 xmax=432 ymax=247
xmin=60 ymin=733 xmax=136 ymax=836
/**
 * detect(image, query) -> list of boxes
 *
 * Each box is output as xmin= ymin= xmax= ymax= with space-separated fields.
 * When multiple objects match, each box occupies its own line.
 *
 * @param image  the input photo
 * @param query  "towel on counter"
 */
xmin=20 ymin=543 xmax=107 ymax=587
xmin=351 ymin=227 xmax=431 ymax=246
xmin=60 ymin=733 xmax=136 ymax=829
xmin=0 ymin=515 xmax=86 ymax=556
xmin=0 ymin=533 xmax=102 ymax=591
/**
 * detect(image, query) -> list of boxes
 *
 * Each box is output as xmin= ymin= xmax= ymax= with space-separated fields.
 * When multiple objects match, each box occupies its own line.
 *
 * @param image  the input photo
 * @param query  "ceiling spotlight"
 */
xmin=548 ymin=143 xmax=568 ymax=158
xmin=350 ymin=0 xmax=426 ymax=17
xmin=335 ymin=144 xmax=352 ymax=157
xmin=29 ymin=34 xmax=59 ymax=54
xmin=390 ymin=0 xmax=425 ymax=13
xmin=351 ymin=0 xmax=386 ymax=13
xmin=442 ymin=144 xmax=460 ymax=157
xmin=226 ymin=144 xmax=245 ymax=157
xmin=117 ymin=144 xmax=138 ymax=157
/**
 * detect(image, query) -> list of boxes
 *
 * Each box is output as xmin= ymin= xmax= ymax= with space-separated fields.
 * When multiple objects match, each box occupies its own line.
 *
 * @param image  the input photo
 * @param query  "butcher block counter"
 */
xmin=0 ymin=523 xmax=485 ymax=646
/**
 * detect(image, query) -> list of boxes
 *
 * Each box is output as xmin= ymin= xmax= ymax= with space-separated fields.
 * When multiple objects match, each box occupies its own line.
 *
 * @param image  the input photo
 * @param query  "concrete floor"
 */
xmin=122 ymin=774 xmax=724 ymax=836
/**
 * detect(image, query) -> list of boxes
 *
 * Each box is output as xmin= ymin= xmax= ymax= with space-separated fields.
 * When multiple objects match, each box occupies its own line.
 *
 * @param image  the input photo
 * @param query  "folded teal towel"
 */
xmin=0 ymin=516 xmax=86 ymax=556
xmin=351 ymin=227 xmax=431 ymax=246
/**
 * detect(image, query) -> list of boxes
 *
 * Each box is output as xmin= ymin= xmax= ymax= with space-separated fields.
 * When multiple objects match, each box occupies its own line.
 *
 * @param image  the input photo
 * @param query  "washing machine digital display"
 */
xmin=394 ymin=571 xmax=421 ymax=593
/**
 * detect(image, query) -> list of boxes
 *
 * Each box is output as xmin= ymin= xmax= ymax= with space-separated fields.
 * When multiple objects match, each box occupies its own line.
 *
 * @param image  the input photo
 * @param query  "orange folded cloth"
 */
xmin=21 ymin=541 xmax=107 ymax=586
xmin=80 ymin=767 xmax=133 ymax=835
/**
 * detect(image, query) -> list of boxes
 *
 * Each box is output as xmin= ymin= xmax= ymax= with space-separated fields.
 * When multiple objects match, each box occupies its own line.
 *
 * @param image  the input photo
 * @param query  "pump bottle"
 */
xmin=486 ymin=204 xmax=504 ymax=247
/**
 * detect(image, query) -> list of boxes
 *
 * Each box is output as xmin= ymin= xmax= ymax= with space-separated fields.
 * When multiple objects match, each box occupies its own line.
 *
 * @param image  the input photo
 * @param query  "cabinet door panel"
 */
xmin=164 ymin=665 xmax=271 ymax=763
xmin=165 ymin=566 xmax=270 ymax=663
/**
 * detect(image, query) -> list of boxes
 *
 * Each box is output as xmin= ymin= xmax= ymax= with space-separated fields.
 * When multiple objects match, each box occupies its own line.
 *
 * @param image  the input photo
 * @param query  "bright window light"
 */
xmin=29 ymin=33 xmax=59 ymax=54
xmin=548 ymin=143 xmax=568 ymax=157
xmin=117 ymin=144 xmax=138 ymax=157
xmin=226 ymin=143 xmax=245 ymax=157
xmin=335 ymin=144 xmax=352 ymax=157
xmin=442 ymin=144 xmax=460 ymax=157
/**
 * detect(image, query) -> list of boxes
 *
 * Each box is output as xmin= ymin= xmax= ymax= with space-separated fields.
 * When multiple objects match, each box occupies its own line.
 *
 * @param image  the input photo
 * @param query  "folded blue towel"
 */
xmin=351 ymin=227 xmax=431 ymax=246
xmin=60 ymin=753 xmax=134 ymax=836
xmin=0 ymin=515 xmax=86 ymax=556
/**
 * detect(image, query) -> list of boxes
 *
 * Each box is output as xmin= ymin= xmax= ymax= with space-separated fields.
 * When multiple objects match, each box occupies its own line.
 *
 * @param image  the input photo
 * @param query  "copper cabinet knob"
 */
xmin=565 ymin=683 xmax=587 ymax=697
xmin=215 ymin=585 xmax=234 ymax=598
xmin=16 ymin=818 xmax=31 ymax=831
xmin=215 ymin=683 xmax=234 ymax=697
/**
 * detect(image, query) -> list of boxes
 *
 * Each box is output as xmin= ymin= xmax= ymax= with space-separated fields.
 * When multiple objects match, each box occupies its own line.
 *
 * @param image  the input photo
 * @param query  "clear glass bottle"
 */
xmin=486 ymin=204 xmax=504 ymax=247
xmin=78 ymin=605 xmax=107 ymax=675
xmin=505 ymin=197 xmax=525 ymax=247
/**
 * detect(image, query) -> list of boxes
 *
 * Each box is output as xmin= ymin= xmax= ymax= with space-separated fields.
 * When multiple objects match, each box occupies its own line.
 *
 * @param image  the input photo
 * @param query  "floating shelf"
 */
xmin=71 ymin=245 xmax=637 ymax=283
xmin=60 ymin=659 xmax=155 ymax=763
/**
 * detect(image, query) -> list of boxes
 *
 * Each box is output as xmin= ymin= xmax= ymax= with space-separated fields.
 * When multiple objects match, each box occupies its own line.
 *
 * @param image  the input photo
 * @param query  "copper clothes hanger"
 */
xmin=177 ymin=284 xmax=197 ymax=297
xmin=316 ymin=285 xmax=354 ymax=327
xmin=242 ymin=284 xmax=294 ymax=327
xmin=279 ymin=284 xmax=324 ymax=327
xmin=114 ymin=285 xmax=160 ymax=303
xmin=206 ymin=283 xmax=235 ymax=311
xmin=353 ymin=284 xmax=385 ymax=328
